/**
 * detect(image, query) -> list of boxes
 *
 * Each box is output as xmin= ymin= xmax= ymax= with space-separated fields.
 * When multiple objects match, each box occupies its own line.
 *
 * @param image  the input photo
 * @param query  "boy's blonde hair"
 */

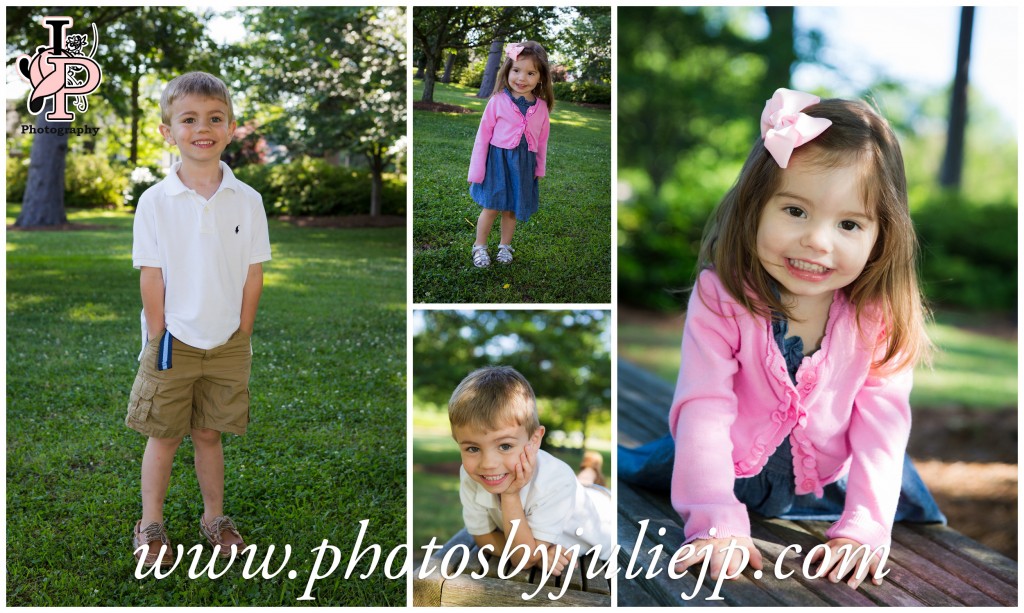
xmin=449 ymin=366 xmax=540 ymax=437
xmin=160 ymin=71 xmax=234 ymax=125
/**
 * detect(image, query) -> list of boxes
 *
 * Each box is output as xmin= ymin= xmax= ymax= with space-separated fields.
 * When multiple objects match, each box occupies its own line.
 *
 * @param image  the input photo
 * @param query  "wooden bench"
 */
xmin=413 ymin=528 xmax=612 ymax=607
xmin=617 ymin=359 xmax=1018 ymax=606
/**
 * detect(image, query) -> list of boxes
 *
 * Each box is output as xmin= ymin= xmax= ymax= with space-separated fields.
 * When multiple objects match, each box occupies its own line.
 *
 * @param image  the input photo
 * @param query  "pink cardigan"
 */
xmin=669 ymin=270 xmax=912 ymax=552
xmin=467 ymin=92 xmax=550 ymax=184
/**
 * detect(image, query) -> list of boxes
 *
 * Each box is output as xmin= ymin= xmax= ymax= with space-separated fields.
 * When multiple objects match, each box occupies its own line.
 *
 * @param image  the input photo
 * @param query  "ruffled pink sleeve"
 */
xmin=468 ymin=97 xmax=498 ymax=184
xmin=825 ymin=339 xmax=912 ymax=552
xmin=668 ymin=271 xmax=751 ymax=543
xmin=534 ymin=103 xmax=550 ymax=178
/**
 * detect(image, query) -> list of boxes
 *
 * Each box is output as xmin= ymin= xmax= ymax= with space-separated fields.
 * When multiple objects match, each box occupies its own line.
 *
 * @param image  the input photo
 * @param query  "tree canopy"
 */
xmin=413 ymin=311 xmax=611 ymax=437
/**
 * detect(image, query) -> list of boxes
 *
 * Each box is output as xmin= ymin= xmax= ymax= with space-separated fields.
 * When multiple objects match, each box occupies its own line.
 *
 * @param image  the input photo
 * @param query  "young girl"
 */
xmin=619 ymin=88 xmax=945 ymax=589
xmin=467 ymin=41 xmax=553 ymax=267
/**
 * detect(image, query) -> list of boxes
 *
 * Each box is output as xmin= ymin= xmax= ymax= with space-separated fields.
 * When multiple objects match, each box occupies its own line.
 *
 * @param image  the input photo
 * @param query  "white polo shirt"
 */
xmin=460 ymin=449 xmax=613 ymax=560
xmin=133 ymin=161 xmax=271 ymax=350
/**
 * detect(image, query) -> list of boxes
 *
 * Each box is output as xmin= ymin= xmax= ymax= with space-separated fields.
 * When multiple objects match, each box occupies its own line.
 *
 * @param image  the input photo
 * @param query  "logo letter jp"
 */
xmin=17 ymin=16 xmax=102 ymax=122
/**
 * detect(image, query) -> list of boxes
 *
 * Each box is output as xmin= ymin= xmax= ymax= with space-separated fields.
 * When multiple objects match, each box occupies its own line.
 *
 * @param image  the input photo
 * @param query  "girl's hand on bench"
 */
xmin=808 ymin=537 xmax=883 ymax=590
xmin=673 ymin=536 xmax=763 ymax=581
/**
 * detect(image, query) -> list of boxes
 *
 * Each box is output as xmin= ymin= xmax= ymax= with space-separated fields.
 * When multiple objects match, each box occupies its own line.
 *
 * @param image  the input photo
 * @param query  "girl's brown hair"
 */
xmin=491 ymin=41 xmax=555 ymax=111
xmin=698 ymin=97 xmax=930 ymax=373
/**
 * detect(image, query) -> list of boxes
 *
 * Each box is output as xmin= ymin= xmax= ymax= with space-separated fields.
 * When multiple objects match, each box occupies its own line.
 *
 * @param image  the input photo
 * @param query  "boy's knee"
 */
xmin=190 ymin=427 xmax=222 ymax=446
xmin=149 ymin=435 xmax=185 ymax=449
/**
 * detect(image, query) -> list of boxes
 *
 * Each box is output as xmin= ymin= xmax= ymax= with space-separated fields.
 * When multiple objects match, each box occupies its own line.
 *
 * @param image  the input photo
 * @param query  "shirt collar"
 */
xmin=162 ymin=161 xmax=240 ymax=197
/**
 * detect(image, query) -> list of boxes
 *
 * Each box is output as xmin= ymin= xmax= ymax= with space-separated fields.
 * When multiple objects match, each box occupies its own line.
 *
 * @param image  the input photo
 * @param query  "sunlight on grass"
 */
xmin=412 ymin=79 xmax=611 ymax=303
xmin=67 ymin=302 xmax=119 ymax=322
xmin=6 ymin=207 xmax=407 ymax=606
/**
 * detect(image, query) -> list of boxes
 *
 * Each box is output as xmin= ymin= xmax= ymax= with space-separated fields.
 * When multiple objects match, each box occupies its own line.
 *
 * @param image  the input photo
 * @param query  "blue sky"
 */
xmin=791 ymin=6 xmax=1018 ymax=132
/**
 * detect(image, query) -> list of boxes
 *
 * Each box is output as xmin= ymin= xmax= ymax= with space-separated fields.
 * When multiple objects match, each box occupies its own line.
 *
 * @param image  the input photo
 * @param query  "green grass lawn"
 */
xmin=6 ymin=206 xmax=407 ymax=606
xmin=411 ymin=406 xmax=612 ymax=559
xmin=619 ymin=311 xmax=1017 ymax=410
xmin=412 ymin=80 xmax=611 ymax=303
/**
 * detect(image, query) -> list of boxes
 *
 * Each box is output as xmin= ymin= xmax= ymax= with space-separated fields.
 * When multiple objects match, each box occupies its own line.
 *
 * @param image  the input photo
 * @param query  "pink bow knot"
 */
xmin=506 ymin=43 xmax=525 ymax=62
xmin=760 ymin=88 xmax=832 ymax=168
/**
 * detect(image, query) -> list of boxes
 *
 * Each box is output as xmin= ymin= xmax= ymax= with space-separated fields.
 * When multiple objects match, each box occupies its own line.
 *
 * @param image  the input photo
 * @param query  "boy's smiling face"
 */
xmin=453 ymin=421 xmax=545 ymax=494
xmin=159 ymin=94 xmax=235 ymax=168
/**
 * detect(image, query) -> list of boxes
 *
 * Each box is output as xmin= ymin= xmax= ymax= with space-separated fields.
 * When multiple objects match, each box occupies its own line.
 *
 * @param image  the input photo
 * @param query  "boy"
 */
xmin=448 ymin=366 xmax=612 ymax=574
xmin=125 ymin=72 xmax=271 ymax=567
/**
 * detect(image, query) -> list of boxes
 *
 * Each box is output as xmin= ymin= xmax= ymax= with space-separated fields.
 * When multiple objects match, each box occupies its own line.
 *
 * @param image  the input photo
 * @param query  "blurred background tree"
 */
xmin=413 ymin=310 xmax=611 ymax=442
xmin=618 ymin=6 xmax=1017 ymax=313
xmin=6 ymin=6 xmax=407 ymax=222
xmin=412 ymin=6 xmax=611 ymax=106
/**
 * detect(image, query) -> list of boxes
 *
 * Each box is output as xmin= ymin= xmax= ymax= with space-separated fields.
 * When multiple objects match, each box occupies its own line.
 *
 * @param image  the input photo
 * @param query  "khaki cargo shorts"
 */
xmin=125 ymin=329 xmax=252 ymax=438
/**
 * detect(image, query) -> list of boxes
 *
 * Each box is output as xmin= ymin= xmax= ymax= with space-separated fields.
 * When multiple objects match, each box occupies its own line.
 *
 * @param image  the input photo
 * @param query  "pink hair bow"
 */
xmin=506 ymin=43 xmax=525 ymax=62
xmin=760 ymin=88 xmax=832 ymax=168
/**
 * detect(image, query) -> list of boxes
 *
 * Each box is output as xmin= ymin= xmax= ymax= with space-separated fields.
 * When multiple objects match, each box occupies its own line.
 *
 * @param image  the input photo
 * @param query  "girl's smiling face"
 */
xmin=508 ymin=57 xmax=541 ymax=99
xmin=453 ymin=421 xmax=544 ymax=494
xmin=756 ymin=155 xmax=879 ymax=306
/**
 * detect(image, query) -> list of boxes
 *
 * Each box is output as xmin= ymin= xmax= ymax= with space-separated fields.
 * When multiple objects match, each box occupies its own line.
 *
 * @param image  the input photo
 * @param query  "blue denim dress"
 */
xmin=618 ymin=314 xmax=946 ymax=524
xmin=469 ymin=89 xmax=540 ymax=222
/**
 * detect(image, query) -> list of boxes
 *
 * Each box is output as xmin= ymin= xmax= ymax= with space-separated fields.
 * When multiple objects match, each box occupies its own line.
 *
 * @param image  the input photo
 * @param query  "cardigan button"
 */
xmin=803 ymin=371 xmax=817 ymax=383
xmin=802 ymin=457 xmax=816 ymax=468
xmin=802 ymin=479 xmax=815 ymax=491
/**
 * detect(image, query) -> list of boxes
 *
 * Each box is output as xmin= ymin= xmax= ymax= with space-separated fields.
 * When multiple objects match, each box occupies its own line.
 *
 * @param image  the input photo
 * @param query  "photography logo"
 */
xmin=17 ymin=16 xmax=102 ymax=122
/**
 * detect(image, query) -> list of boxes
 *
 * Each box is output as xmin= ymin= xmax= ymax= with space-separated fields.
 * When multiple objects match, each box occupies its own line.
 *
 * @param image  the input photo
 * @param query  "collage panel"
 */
xmin=616 ymin=5 xmax=1017 ymax=607
xmin=411 ymin=6 xmax=612 ymax=304
xmin=411 ymin=309 xmax=612 ymax=606
xmin=6 ymin=5 xmax=407 ymax=606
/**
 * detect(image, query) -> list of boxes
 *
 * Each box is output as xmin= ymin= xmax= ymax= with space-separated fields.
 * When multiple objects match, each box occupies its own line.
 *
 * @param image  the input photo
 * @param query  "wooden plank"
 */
xmin=618 ymin=483 xmax=786 ymax=606
xmin=580 ymin=553 xmax=613 ymax=595
xmin=616 ymin=504 xmax=726 ymax=607
xmin=759 ymin=519 xmax=926 ymax=606
xmin=412 ymin=575 xmax=443 ymax=607
xmin=747 ymin=522 xmax=876 ymax=607
xmin=615 ymin=569 xmax=662 ymax=607
xmin=891 ymin=524 xmax=1016 ymax=605
xmin=439 ymin=574 xmax=609 ymax=607
xmin=796 ymin=519 xmax=1001 ymax=606
xmin=908 ymin=523 xmax=1019 ymax=587
xmin=788 ymin=519 xmax=964 ymax=606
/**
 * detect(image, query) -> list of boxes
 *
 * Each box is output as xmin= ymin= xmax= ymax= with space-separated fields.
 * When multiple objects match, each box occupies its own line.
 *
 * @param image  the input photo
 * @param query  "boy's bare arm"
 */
xmin=472 ymin=529 xmax=507 ymax=552
xmin=239 ymin=263 xmax=263 ymax=334
xmin=139 ymin=266 xmax=165 ymax=339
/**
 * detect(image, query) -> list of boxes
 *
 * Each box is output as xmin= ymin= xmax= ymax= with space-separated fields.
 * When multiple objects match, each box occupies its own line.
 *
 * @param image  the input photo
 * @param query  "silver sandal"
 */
xmin=472 ymin=245 xmax=491 ymax=268
xmin=496 ymin=244 xmax=515 ymax=264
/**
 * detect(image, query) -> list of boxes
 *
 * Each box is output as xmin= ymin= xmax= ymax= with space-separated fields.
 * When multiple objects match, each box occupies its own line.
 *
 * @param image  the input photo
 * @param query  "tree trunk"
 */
xmin=441 ymin=51 xmax=456 ymax=84
xmin=763 ymin=7 xmax=796 ymax=91
xmin=16 ymin=100 xmax=69 ymax=227
xmin=477 ymin=38 xmax=504 ymax=98
xmin=368 ymin=145 xmax=384 ymax=217
xmin=421 ymin=53 xmax=439 ymax=103
xmin=940 ymin=6 xmax=974 ymax=189
xmin=415 ymin=54 xmax=426 ymax=80
xmin=130 ymin=73 xmax=140 ymax=165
